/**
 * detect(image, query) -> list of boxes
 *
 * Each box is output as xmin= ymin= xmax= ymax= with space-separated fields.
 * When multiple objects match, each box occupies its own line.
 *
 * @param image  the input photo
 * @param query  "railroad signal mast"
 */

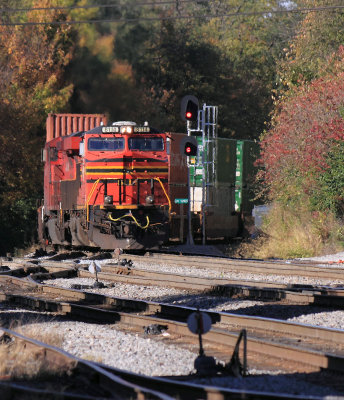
xmin=180 ymin=95 xmax=218 ymax=245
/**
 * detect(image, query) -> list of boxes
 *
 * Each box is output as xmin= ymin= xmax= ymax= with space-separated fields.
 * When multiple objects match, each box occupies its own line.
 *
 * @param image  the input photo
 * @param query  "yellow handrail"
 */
xmin=154 ymin=177 xmax=171 ymax=221
xmin=86 ymin=178 xmax=100 ymax=222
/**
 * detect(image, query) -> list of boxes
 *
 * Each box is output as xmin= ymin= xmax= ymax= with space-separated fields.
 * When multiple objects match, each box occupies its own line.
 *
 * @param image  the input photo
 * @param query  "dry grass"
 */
xmin=234 ymin=203 xmax=344 ymax=259
xmin=0 ymin=322 xmax=71 ymax=380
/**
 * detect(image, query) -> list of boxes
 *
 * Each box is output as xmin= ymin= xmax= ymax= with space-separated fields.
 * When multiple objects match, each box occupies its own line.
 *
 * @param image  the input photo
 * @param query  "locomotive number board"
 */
xmin=102 ymin=126 xmax=151 ymax=133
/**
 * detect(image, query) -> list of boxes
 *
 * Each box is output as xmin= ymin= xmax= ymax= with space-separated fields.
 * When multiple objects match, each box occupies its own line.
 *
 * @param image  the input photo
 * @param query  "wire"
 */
xmin=0 ymin=0 xmax=208 ymax=14
xmin=1 ymin=4 xmax=344 ymax=26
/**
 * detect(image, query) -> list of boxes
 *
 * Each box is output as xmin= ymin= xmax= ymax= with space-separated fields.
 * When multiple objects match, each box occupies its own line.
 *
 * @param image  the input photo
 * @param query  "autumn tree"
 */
xmin=259 ymin=56 xmax=344 ymax=211
xmin=111 ymin=0 xmax=299 ymax=138
xmin=277 ymin=0 xmax=344 ymax=94
xmin=260 ymin=2 xmax=344 ymax=210
xmin=0 ymin=0 xmax=75 ymax=254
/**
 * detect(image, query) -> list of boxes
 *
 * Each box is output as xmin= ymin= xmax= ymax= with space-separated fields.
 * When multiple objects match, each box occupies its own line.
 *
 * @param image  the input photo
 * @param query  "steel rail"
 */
xmin=77 ymin=268 xmax=344 ymax=306
xmin=2 ymin=277 xmax=344 ymax=374
xmin=0 ymin=382 xmax=109 ymax=400
xmin=0 ymin=328 xmax=172 ymax=400
xmin=20 ymin=262 xmax=344 ymax=304
xmin=0 ymin=328 xmax=317 ymax=400
xmin=4 ymin=275 xmax=344 ymax=344
xmin=98 ymin=363 xmax=320 ymax=400
xmin=122 ymin=253 xmax=344 ymax=280
xmin=8 ymin=266 xmax=344 ymax=308
xmin=34 ymin=283 xmax=344 ymax=344
xmin=3 ymin=272 xmax=344 ymax=345
xmin=3 ymin=263 xmax=344 ymax=309
xmin=3 ymin=292 xmax=344 ymax=374
xmin=5 ymin=256 xmax=344 ymax=292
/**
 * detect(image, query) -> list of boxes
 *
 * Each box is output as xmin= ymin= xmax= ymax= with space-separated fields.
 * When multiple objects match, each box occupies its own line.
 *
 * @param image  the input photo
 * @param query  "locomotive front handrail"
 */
xmin=86 ymin=178 xmax=100 ymax=222
xmin=154 ymin=177 xmax=171 ymax=221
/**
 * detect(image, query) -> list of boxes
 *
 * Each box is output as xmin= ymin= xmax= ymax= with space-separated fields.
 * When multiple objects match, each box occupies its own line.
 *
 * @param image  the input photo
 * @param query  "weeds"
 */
xmin=0 ymin=321 xmax=71 ymax=380
xmin=234 ymin=202 xmax=344 ymax=259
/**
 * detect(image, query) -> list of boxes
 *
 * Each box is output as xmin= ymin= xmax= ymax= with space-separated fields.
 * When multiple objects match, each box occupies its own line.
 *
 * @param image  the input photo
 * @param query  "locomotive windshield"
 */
xmin=128 ymin=137 xmax=164 ymax=151
xmin=88 ymin=138 xmax=124 ymax=151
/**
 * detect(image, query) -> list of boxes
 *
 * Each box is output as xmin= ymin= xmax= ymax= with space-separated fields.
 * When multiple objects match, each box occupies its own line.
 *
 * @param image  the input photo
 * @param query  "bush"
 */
xmin=310 ymin=141 xmax=344 ymax=216
xmin=237 ymin=202 xmax=344 ymax=259
xmin=259 ymin=68 xmax=344 ymax=206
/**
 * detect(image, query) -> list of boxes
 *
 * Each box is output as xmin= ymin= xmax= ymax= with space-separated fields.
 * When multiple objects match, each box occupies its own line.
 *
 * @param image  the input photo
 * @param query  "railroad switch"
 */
xmin=222 ymin=329 xmax=247 ymax=377
xmin=88 ymin=261 xmax=105 ymax=288
xmin=188 ymin=310 xmax=247 ymax=377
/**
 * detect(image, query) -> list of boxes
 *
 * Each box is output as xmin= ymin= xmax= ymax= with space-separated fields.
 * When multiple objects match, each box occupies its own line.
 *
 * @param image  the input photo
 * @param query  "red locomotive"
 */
xmin=38 ymin=114 xmax=183 ymax=250
xmin=38 ymin=113 xmax=258 ymax=250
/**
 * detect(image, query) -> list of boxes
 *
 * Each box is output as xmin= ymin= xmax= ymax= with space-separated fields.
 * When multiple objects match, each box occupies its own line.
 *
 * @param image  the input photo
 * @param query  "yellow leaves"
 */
xmin=43 ymin=83 xmax=74 ymax=113
xmin=111 ymin=60 xmax=133 ymax=81
xmin=71 ymin=0 xmax=98 ymax=21
xmin=33 ymin=75 xmax=73 ymax=113
xmin=92 ymin=35 xmax=114 ymax=63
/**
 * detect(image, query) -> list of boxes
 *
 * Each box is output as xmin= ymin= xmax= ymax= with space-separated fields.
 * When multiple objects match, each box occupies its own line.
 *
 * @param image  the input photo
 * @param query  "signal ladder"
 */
xmin=188 ymin=104 xmax=218 ymax=244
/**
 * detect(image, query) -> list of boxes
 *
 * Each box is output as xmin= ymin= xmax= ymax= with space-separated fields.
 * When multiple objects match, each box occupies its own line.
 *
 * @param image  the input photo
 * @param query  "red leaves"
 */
xmin=260 ymin=62 xmax=344 ymax=200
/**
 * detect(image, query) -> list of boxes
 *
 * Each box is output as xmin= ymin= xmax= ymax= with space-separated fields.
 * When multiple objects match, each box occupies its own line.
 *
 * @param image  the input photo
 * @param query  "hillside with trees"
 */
xmin=255 ymin=0 xmax=344 ymax=258
xmin=0 ymin=0 xmax=343 ymax=256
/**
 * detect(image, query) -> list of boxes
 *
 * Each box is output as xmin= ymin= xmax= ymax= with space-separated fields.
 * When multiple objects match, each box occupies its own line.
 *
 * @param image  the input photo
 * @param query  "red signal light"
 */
xmin=184 ymin=141 xmax=197 ymax=156
xmin=181 ymin=95 xmax=199 ymax=122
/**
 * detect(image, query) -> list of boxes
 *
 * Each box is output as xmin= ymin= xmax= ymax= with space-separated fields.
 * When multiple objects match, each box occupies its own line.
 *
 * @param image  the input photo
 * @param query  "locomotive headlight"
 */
xmin=120 ymin=126 xmax=133 ymax=134
xmin=145 ymin=195 xmax=154 ymax=205
xmin=104 ymin=195 xmax=113 ymax=205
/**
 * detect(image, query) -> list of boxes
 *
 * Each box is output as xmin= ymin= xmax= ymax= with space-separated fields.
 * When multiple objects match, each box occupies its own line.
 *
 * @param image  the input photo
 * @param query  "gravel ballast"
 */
xmin=3 ymin=252 xmax=344 ymax=397
xmin=0 ymin=306 xmax=341 ymax=398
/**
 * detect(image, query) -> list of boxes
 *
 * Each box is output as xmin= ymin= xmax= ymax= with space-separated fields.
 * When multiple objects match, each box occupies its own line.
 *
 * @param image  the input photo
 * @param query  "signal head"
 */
xmin=180 ymin=135 xmax=198 ymax=156
xmin=181 ymin=95 xmax=199 ymax=122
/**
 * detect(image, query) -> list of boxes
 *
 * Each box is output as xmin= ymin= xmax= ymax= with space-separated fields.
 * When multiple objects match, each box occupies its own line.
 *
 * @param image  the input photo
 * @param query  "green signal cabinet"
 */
xmin=235 ymin=140 xmax=260 ymax=215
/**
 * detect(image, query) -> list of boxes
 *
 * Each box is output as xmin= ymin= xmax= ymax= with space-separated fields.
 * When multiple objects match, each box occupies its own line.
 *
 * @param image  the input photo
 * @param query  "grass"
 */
xmin=0 ymin=322 xmax=72 ymax=380
xmin=234 ymin=202 xmax=344 ymax=260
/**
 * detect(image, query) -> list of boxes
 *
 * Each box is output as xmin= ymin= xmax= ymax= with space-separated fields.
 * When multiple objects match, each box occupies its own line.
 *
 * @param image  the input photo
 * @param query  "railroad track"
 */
xmin=1 ymin=328 xmax=323 ymax=400
xmin=1 ymin=274 xmax=344 ymax=377
xmin=5 ymin=251 xmax=344 ymax=282
xmin=121 ymin=252 xmax=344 ymax=281
xmin=4 ymin=260 xmax=344 ymax=308
xmin=2 ymin=254 xmax=344 ymax=395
